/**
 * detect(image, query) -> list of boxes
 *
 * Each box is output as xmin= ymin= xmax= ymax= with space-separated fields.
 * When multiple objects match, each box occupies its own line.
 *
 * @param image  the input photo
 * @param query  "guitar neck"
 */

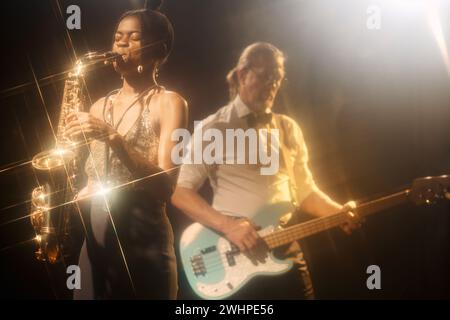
xmin=263 ymin=189 xmax=410 ymax=250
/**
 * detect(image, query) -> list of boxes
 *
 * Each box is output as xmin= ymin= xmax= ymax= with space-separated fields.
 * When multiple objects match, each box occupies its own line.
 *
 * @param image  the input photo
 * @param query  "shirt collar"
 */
xmin=233 ymin=95 xmax=254 ymax=119
xmin=233 ymin=95 xmax=273 ymax=124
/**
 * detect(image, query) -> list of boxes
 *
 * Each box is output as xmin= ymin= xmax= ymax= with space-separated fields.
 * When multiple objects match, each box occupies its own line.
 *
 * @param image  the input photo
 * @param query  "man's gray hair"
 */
xmin=226 ymin=42 xmax=285 ymax=100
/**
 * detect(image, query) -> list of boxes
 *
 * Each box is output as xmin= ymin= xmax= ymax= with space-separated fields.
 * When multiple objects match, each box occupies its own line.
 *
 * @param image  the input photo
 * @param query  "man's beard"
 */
xmin=260 ymin=98 xmax=274 ymax=112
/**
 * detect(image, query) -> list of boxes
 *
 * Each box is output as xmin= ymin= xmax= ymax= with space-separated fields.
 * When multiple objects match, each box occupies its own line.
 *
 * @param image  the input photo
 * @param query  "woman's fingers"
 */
xmin=66 ymin=112 xmax=95 ymax=130
xmin=65 ymin=112 xmax=78 ymax=122
xmin=64 ymin=125 xmax=96 ymax=142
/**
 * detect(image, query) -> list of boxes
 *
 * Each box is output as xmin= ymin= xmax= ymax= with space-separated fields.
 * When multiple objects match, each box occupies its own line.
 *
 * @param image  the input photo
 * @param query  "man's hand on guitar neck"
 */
xmin=340 ymin=201 xmax=363 ymax=235
xmin=300 ymin=190 xmax=363 ymax=235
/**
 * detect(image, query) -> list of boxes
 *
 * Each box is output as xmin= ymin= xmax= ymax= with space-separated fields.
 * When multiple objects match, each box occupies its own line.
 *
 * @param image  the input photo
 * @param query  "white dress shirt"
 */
xmin=177 ymin=95 xmax=318 ymax=219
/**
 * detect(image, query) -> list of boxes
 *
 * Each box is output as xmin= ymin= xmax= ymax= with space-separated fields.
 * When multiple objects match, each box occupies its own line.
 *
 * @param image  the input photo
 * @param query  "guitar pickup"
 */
xmin=226 ymin=251 xmax=236 ymax=267
xmin=230 ymin=243 xmax=240 ymax=254
xmin=200 ymin=246 xmax=216 ymax=254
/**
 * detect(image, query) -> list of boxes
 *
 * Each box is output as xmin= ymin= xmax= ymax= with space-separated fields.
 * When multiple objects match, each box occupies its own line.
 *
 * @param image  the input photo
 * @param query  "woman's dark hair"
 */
xmin=114 ymin=0 xmax=174 ymax=69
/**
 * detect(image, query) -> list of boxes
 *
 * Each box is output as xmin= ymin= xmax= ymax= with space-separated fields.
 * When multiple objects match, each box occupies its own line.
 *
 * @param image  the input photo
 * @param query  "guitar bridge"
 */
xmin=191 ymin=254 xmax=207 ymax=277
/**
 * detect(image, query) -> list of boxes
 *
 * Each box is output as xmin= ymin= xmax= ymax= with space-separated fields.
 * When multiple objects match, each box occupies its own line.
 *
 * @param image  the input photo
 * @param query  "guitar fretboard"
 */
xmin=263 ymin=190 xmax=410 ymax=249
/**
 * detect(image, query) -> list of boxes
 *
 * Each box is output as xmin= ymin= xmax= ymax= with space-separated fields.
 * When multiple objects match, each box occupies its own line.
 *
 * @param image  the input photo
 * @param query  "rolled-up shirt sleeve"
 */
xmin=176 ymin=122 xmax=210 ymax=191
xmin=177 ymin=162 xmax=208 ymax=191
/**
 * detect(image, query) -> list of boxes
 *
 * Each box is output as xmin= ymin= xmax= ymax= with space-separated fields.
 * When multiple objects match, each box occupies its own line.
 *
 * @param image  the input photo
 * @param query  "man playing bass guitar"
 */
xmin=172 ymin=42 xmax=360 ymax=299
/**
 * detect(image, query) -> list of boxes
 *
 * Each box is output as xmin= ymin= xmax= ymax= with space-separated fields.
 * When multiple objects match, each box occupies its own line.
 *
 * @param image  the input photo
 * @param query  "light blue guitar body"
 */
xmin=179 ymin=174 xmax=450 ymax=299
xmin=179 ymin=202 xmax=295 ymax=300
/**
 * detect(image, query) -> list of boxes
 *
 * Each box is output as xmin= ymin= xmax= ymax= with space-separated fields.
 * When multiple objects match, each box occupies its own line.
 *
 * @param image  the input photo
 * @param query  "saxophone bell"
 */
xmin=30 ymin=184 xmax=62 ymax=264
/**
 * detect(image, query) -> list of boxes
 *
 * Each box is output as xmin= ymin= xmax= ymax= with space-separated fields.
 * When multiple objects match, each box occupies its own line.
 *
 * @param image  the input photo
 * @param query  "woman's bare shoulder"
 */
xmin=152 ymin=89 xmax=188 ymax=116
xmin=155 ymin=89 xmax=187 ymax=108
xmin=151 ymin=89 xmax=188 ymax=129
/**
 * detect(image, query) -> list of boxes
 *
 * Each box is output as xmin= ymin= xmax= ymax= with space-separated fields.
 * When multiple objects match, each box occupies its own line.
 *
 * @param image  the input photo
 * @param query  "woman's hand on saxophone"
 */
xmin=65 ymin=112 xmax=116 ymax=143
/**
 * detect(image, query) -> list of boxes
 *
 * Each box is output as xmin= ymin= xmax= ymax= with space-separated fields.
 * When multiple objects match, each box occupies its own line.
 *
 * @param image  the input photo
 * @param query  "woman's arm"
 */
xmin=156 ymin=91 xmax=188 ymax=180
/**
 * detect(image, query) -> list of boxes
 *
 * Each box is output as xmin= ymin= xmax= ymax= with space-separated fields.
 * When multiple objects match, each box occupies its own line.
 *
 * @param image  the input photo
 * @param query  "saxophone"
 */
xmin=29 ymin=51 xmax=119 ymax=263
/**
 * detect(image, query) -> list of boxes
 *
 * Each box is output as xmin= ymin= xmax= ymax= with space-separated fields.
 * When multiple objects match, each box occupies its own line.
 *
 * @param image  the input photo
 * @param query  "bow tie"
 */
xmin=246 ymin=112 xmax=273 ymax=127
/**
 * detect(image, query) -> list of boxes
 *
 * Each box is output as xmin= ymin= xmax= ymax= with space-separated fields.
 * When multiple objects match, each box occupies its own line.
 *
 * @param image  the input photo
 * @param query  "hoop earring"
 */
xmin=137 ymin=65 xmax=144 ymax=74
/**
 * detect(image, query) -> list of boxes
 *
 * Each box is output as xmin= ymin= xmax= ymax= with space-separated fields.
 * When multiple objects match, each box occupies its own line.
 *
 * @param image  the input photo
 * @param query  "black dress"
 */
xmin=74 ymin=90 xmax=177 ymax=299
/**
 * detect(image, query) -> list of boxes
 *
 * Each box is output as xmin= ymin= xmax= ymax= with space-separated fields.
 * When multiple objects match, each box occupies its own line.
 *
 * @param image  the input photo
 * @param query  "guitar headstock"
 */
xmin=408 ymin=175 xmax=450 ymax=206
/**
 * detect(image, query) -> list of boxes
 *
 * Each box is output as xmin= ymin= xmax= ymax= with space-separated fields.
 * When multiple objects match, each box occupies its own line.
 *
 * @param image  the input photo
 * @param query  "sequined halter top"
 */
xmin=84 ymin=88 xmax=161 ymax=185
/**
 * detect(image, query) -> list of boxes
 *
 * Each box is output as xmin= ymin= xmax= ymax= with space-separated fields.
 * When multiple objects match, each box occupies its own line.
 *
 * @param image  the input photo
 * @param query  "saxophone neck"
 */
xmin=56 ymin=51 xmax=118 ymax=146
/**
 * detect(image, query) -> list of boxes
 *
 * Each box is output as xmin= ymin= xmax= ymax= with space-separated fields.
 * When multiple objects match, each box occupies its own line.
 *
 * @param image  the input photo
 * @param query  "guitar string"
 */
xmin=195 ymin=212 xmax=347 ymax=272
xmin=189 ymin=191 xmax=411 ymax=275
xmin=196 ymin=212 xmax=347 ymax=267
xmin=198 ymin=216 xmax=348 ymax=274
xmin=189 ymin=213 xmax=349 ymax=274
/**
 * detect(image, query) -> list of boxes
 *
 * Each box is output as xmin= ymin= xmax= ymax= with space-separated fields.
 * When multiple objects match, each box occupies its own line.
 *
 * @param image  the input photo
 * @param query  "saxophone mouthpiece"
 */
xmin=82 ymin=51 xmax=120 ymax=65
xmin=101 ymin=51 xmax=121 ymax=65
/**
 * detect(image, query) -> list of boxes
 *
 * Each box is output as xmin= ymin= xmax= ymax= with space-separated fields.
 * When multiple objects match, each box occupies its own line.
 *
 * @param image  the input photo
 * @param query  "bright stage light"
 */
xmin=96 ymin=185 xmax=111 ymax=197
xmin=427 ymin=1 xmax=450 ymax=77
xmin=53 ymin=148 xmax=67 ymax=156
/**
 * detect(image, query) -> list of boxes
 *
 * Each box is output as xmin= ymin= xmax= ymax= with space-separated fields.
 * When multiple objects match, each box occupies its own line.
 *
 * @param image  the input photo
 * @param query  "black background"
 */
xmin=0 ymin=0 xmax=449 ymax=299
